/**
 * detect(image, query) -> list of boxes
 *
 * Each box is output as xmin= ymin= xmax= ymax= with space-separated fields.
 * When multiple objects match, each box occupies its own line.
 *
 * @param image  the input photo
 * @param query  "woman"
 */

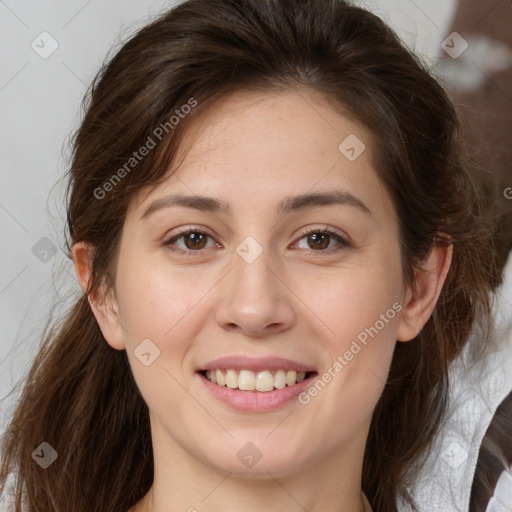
xmin=0 ymin=0 xmax=500 ymax=510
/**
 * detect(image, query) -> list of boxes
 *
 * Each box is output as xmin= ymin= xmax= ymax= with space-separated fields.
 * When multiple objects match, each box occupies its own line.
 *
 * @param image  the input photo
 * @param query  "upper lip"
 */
xmin=199 ymin=355 xmax=317 ymax=373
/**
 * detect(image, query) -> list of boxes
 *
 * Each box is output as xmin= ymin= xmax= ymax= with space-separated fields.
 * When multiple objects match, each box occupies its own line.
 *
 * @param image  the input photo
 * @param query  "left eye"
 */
xmin=295 ymin=229 xmax=348 ymax=252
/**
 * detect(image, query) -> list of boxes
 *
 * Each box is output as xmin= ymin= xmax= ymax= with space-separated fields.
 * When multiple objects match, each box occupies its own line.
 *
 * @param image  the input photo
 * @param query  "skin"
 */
xmin=73 ymin=89 xmax=452 ymax=512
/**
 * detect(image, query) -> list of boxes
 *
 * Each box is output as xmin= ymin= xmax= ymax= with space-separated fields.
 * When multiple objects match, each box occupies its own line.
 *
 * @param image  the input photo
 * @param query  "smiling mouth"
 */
xmin=199 ymin=369 xmax=318 ymax=392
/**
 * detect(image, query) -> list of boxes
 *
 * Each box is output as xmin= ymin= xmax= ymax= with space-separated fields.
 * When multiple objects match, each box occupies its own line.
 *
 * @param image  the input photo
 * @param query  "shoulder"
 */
xmin=470 ymin=390 xmax=512 ymax=511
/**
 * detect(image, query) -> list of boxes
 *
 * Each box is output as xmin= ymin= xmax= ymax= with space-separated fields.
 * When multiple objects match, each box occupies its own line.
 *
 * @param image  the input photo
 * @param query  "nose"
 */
xmin=214 ymin=246 xmax=296 ymax=338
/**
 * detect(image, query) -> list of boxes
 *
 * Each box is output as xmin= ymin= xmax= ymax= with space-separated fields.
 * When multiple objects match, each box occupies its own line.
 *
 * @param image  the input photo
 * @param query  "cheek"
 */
xmin=304 ymin=265 xmax=402 ymax=352
xmin=114 ymin=263 xmax=206 ymax=421
xmin=297 ymin=263 xmax=402 ymax=412
xmin=115 ymin=259 xmax=204 ymax=346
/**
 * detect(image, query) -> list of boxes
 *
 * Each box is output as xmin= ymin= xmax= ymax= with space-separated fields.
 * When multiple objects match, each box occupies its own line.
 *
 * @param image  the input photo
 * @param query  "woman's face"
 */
xmin=92 ymin=90 xmax=415 ymax=477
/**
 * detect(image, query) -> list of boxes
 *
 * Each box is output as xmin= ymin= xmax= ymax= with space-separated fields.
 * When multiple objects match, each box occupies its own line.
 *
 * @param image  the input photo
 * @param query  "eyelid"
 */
xmin=297 ymin=224 xmax=348 ymax=241
xmin=163 ymin=224 xmax=216 ymax=240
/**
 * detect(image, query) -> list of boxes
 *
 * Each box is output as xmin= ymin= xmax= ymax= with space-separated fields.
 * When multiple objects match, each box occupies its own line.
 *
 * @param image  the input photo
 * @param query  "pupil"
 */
xmin=185 ymin=233 xmax=206 ymax=250
xmin=309 ymin=233 xmax=329 ymax=250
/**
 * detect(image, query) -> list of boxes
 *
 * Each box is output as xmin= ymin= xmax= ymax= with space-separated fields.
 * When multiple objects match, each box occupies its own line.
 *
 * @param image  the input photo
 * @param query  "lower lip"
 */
xmin=198 ymin=372 xmax=317 ymax=412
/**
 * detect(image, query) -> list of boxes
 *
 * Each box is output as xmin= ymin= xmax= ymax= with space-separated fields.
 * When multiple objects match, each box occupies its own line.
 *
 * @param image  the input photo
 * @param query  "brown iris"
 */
xmin=183 ymin=232 xmax=208 ymax=250
xmin=307 ymin=232 xmax=330 ymax=250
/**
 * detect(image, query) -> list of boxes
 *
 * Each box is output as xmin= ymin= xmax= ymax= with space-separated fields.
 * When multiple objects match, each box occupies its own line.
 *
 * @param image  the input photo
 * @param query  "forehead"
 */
xmin=175 ymin=89 xmax=370 ymax=172
xmin=129 ymin=89 xmax=395 ymax=224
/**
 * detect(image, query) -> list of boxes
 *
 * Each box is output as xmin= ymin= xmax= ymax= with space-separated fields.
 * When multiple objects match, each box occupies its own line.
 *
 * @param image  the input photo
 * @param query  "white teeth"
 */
xmin=286 ymin=370 xmax=297 ymax=386
xmin=274 ymin=369 xmax=287 ymax=389
xmin=239 ymin=370 xmax=256 ymax=390
xmin=255 ymin=370 xmax=274 ymax=392
xmin=225 ymin=369 xmax=238 ymax=389
xmin=216 ymin=369 xmax=225 ymax=386
xmin=204 ymin=369 xmax=310 ymax=392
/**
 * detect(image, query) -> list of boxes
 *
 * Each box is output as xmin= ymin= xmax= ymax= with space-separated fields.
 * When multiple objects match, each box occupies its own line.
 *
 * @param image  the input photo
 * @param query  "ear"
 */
xmin=72 ymin=241 xmax=126 ymax=350
xmin=396 ymin=239 xmax=453 ymax=342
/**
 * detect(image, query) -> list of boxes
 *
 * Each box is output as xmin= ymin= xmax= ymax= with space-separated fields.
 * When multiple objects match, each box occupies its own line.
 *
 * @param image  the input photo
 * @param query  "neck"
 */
xmin=131 ymin=416 xmax=372 ymax=512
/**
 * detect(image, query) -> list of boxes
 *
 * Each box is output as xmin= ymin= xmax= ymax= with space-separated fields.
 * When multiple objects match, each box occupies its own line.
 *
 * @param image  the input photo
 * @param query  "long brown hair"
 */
xmin=0 ymin=0 xmax=501 ymax=510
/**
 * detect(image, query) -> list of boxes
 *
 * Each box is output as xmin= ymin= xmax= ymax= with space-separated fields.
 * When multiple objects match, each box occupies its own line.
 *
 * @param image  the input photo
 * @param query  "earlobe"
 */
xmin=72 ymin=241 xmax=126 ymax=350
xmin=396 ymin=240 xmax=453 ymax=342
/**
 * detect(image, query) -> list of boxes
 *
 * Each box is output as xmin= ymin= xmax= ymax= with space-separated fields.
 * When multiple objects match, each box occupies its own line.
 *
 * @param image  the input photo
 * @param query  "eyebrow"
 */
xmin=140 ymin=190 xmax=372 ymax=220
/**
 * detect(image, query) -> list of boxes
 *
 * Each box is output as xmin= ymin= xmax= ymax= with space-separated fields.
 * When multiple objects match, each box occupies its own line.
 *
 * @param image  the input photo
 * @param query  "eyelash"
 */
xmin=162 ymin=225 xmax=350 ymax=257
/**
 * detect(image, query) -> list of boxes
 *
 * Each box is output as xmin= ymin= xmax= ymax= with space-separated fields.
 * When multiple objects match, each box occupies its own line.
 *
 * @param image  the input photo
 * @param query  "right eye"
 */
xmin=163 ymin=228 xmax=221 ymax=256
